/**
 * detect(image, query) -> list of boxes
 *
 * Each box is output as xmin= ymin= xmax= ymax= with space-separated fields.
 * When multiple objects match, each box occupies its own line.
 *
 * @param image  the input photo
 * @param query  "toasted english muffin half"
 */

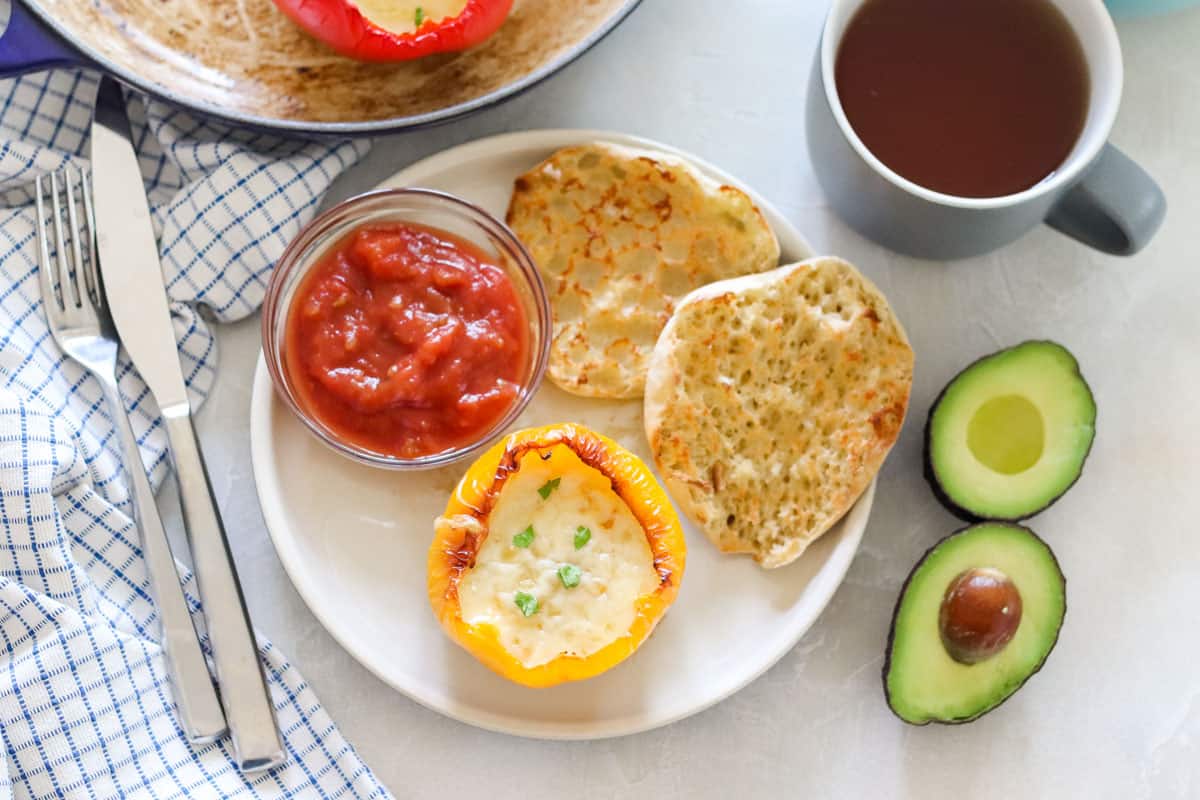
xmin=505 ymin=142 xmax=780 ymax=399
xmin=644 ymin=257 xmax=914 ymax=569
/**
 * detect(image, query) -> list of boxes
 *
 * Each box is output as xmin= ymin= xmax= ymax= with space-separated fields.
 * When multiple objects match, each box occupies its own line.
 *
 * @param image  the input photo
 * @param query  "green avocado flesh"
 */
xmin=927 ymin=341 xmax=1095 ymax=520
xmin=885 ymin=523 xmax=1065 ymax=725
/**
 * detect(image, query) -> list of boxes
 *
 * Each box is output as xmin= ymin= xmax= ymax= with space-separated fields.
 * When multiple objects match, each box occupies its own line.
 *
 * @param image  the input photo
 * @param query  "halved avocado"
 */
xmin=884 ymin=523 xmax=1066 ymax=725
xmin=925 ymin=341 xmax=1095 ymax=521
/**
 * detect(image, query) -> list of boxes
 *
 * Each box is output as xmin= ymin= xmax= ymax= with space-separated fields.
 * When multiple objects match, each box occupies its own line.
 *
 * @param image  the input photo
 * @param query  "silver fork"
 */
xmin=35 ymin=167 xmax=228 ymax=744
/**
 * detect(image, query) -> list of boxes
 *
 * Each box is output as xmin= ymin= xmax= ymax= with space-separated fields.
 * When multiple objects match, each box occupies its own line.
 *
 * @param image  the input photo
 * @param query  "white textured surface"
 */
xmin=168 ymin=1 xmax=1200 ymax=796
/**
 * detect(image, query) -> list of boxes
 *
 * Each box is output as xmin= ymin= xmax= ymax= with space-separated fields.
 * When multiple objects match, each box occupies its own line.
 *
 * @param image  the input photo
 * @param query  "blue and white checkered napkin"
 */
xmin=0 ymin=70 xmax=392 ymax=799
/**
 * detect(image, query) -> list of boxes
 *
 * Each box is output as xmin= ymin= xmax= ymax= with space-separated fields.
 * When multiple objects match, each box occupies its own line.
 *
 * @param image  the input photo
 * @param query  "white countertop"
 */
xmin=169 ymin=2 xmax=1200 ymax=796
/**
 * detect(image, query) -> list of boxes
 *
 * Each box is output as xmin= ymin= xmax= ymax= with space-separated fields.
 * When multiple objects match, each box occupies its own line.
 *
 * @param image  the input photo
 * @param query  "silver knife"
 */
xmin=90 ymin=76 xmax=285 ymax=773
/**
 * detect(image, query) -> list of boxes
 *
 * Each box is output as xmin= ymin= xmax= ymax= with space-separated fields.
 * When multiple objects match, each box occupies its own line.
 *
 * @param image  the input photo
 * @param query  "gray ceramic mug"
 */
xmin=806 ymin=0 xmax=1166 ymax=260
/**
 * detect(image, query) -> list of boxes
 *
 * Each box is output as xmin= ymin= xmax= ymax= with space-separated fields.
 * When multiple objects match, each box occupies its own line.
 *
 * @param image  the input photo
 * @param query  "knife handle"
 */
xmin=100 ymin=380 xmax=227 ymax=744
xmin=161 ymin=404 xmax=285 ymax=773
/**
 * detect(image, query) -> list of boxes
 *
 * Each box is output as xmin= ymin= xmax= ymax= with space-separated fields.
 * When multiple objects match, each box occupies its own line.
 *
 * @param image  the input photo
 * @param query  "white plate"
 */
xmin=249 ymin=130 xmax=874 ymax=739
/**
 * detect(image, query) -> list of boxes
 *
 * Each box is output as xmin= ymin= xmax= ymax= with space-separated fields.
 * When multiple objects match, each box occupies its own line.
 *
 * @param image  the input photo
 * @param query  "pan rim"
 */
xmin=19 ymin=0 xmax=643 ymax=136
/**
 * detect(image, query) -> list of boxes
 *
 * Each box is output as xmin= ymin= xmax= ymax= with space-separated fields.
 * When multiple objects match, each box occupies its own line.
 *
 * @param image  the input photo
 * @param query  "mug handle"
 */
xmin=1046 ymin=143 xmax=1166 ymax=256
xmin=0 ymin=1 xmax=84 ymax=78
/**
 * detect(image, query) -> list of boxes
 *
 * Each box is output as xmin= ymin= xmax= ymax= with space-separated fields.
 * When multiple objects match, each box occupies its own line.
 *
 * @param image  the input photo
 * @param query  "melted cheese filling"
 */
xmin=458 ymin=446 xmax=660 ymax=669
xmin=353 ymin=0 xmax=468 ymax=34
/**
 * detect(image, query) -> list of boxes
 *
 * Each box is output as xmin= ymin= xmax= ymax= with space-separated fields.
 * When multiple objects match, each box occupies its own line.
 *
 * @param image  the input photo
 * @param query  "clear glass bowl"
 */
xmin=262 ymin=188 xmax=551 ymax=470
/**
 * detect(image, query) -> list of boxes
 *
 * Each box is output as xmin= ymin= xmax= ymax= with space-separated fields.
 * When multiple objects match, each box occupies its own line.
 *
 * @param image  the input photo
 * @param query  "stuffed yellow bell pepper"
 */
xmin=428 ymin=423 xmax=686 ymax=688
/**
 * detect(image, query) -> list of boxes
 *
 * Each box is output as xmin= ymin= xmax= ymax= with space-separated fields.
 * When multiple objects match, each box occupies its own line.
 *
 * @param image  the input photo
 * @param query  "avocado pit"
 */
xmin=938 ymin=567 xmax=1022 ymax=665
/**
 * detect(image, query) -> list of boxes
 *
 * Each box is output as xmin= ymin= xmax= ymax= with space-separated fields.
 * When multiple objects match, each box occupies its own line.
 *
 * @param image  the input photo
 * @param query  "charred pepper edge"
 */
xmin=454 ymin=424 xmax=683 ymax=587
xmin=427 ymin=423 xmax=686 ymax=688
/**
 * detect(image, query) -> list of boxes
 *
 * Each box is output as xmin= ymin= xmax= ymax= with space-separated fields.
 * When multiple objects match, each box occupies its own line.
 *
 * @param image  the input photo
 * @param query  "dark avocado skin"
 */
xmin=881 ymin=522 xmax=1068 ymax=725
xmin=922 ymin=340 xmax=1097 ymax=523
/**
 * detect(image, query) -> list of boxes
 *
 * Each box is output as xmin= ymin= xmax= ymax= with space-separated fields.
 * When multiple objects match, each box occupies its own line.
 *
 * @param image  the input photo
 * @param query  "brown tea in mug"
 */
xmin=835 ymin=0 xmax=1090 ymax=198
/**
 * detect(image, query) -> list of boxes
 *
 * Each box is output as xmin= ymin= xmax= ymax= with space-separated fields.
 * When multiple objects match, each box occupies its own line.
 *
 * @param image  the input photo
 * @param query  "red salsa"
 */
xmin=285 ymin=221 xmax=530 ymax=458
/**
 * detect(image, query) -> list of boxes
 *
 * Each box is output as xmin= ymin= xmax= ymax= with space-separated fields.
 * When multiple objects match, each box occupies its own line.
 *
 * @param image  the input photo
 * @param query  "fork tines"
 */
xmin=35 ymin=167 xmax=102 ymax=320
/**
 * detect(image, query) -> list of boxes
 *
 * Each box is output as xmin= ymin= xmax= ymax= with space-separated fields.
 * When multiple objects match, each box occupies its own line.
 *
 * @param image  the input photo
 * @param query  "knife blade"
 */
xmin=91 ymin=76 xmax=285 ymax=773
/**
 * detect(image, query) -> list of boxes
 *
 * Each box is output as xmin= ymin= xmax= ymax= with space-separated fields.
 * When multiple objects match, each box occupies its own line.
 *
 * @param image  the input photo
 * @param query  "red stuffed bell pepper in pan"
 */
xmin=272 ymin=0 xmax=514 ymax=62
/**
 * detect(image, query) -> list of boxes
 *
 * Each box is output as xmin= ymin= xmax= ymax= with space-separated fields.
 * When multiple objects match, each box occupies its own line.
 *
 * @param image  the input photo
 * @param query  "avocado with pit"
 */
xmin=925 ymin=340 xmax=1095 ymax=521
xmin=884 ymin=522 xmax=1066 ymax=725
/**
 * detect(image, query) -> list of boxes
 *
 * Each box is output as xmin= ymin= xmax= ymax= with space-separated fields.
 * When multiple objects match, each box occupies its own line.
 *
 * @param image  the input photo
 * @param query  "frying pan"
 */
xmin=0 ymin=0 xmax=641 ymax=135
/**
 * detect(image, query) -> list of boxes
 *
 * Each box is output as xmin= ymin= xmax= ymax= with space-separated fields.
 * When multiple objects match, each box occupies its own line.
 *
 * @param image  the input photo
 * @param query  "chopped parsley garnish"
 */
xmin=514 ymin=591 xmax=538 ymax=617
xmin=414 ymin=6 xmax=425 ymax=26
xmin=512 ymin=525 xmax=535 ymax=548
xmin=537 ymin=477 xmax=561 ymax=500
xmin=574 ymin=526 xmax=591 ymax=550
xmin=558 ymin=564 xmax=582 ymax=589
